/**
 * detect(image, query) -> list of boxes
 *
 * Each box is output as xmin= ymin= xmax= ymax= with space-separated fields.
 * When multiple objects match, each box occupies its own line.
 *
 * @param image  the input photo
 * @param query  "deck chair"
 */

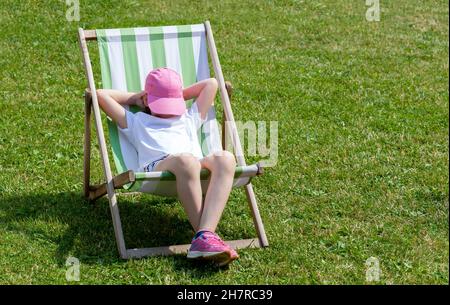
xmin=78 ymin=21 xmax=269 ymax=259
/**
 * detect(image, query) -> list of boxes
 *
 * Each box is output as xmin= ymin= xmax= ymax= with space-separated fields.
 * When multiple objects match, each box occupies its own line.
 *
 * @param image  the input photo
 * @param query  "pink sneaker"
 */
xmin=187 ymin=231 xmax=239 ymax=266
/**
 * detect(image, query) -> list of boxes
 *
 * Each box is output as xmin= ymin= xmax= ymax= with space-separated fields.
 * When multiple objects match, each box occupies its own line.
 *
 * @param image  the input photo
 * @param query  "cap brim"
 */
xmin=147 ymin=95 xmax=186 ymax=116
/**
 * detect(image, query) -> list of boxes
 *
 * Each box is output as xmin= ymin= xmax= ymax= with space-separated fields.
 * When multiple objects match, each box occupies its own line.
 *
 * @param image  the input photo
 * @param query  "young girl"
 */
xmin=96 ymin=67 xmax=238 ymax=266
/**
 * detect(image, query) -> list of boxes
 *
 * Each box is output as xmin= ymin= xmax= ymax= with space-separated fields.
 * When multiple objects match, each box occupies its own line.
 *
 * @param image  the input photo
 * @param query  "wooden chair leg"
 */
xmin=83 ymin=91 xmax=92 ymax=199
xmin=78 ymin=28 xmax=128 ymax=258
xmin=222 ymin=81 xmax=233 ymax=150
xmin=106 ymin=186 xmax=128 ymax=259
xmin=244 ymin=183 xmax=269 ymax=247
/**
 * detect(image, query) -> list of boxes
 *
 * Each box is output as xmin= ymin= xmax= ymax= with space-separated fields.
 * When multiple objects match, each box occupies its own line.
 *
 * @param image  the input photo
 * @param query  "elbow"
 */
xmin=206 ymin=78 xmax=218 ymax=95
xmin=95 ymin=89 xmax=106 ymax=106
xmin=182 ymin=88 xmax=188 ymax=100
xmin=208 ymin=78 xmax=218 ymax=90
xmin=96 ymin=89 xmax=105 ymax=97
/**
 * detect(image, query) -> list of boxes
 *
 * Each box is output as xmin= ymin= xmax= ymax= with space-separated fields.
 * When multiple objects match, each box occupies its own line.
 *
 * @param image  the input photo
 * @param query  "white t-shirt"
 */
xmin=119 ymin=102 xmax=205 ymax=170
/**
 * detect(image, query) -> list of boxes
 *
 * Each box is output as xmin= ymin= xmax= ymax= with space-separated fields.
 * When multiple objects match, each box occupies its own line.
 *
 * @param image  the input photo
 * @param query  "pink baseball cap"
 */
xmin=144 ymin=68 xmax=186 ymax=115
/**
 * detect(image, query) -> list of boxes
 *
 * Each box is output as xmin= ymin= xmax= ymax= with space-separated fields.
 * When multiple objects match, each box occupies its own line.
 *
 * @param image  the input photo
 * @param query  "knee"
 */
xmin=172 ymin=154 xmax=201 ymax=177
xmin=209 ymin=151 xmax=236 ymax=173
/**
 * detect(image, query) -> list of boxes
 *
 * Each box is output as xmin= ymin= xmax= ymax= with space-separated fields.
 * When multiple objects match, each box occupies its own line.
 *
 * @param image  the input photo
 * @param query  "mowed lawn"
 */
xmin=0 ymin=0 xmax=448 ymax=284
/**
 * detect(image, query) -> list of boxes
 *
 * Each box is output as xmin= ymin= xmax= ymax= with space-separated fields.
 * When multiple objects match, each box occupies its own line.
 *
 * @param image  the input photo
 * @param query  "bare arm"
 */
xmin=182 ymin=78 xmax=218 ymax=119
xmin=96 ymin=89 xmax=146 ymax=129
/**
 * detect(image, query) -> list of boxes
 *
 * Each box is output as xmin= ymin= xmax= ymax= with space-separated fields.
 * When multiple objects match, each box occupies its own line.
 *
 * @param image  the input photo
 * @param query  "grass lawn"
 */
xmin=0 ymin=0 xmax=448 ymax=284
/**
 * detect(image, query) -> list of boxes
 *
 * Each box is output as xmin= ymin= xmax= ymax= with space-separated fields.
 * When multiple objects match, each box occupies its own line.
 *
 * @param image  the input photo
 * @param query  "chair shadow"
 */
xmin=0 ymin=191 xmax=224 ymax=276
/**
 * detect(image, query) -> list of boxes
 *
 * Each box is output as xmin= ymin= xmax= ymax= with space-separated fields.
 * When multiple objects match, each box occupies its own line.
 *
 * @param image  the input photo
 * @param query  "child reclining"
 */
xmin=96 ymin=67 xmax=238 ymax=267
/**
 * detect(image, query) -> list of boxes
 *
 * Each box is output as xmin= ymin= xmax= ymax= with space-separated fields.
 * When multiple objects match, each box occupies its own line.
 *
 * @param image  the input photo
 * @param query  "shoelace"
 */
xmin=193 ymin=232 xmax=229 ymax=248
xmin=206 ymin=233 xmax=228 ymax=248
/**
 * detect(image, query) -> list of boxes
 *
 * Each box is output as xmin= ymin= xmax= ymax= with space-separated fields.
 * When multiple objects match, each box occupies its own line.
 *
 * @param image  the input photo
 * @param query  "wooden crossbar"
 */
xmin=89 ymin=170 xmax=135 ymax=202
xmin=84 ymin=30 xmax=97 ymax=41
xmin=126 ymin=238 xmax=260 ymax=258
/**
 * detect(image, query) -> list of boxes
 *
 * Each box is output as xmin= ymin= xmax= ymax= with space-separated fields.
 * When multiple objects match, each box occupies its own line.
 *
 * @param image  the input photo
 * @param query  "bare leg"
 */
xmin=197 ymin=151 xmax=236 ymax=232
xmin=154 ymin=154 xmax=203 ymax=231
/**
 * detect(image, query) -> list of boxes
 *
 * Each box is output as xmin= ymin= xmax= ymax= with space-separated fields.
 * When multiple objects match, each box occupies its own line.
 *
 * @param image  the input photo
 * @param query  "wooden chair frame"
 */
xmin=78 ymin=21 xmax=268 ymax=259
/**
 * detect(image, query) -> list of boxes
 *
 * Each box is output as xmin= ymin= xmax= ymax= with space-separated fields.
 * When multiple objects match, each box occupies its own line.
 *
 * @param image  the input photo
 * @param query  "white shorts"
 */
xmin=143 ymin=154 xmax=169 ymax=172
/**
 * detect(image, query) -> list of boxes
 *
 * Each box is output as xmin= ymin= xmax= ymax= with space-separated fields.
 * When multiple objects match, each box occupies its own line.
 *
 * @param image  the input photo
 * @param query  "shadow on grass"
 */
xmin=0 ymin=191 xmax=224 ymax=276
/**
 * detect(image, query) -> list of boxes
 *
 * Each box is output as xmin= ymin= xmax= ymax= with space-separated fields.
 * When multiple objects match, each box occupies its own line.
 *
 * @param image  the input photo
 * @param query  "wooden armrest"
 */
xmin=88 ymin=170 xmax=135 ymax=201
xmin=225 ymin=81 xmax=233 ymax=99
xmin=84 ymin=89 xmax=92 ymax=104
xmin=256 ymin=162 xmax=264 ymax=176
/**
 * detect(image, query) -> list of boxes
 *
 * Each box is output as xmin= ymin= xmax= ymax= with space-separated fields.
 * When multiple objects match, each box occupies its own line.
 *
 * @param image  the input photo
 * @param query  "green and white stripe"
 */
xmin=97 ymin=24 xmax=251 ymax=195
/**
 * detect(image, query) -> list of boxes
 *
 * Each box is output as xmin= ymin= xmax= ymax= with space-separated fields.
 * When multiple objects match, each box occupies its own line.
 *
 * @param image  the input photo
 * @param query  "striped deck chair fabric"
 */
xmin=96 ymin=24 xmax=258 ymax=196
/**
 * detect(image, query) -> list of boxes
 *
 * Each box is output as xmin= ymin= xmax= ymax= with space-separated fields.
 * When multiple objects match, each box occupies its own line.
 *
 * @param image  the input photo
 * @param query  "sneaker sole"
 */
xmin=187 ymin=250 xmax=238 ymax=266
xmin=216 ymin=254 xmax=239 ymax=267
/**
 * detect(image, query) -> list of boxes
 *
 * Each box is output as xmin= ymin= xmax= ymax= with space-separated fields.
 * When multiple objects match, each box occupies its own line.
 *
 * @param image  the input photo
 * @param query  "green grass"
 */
xmin=0 ymin=0 xmax=448 ymax=284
